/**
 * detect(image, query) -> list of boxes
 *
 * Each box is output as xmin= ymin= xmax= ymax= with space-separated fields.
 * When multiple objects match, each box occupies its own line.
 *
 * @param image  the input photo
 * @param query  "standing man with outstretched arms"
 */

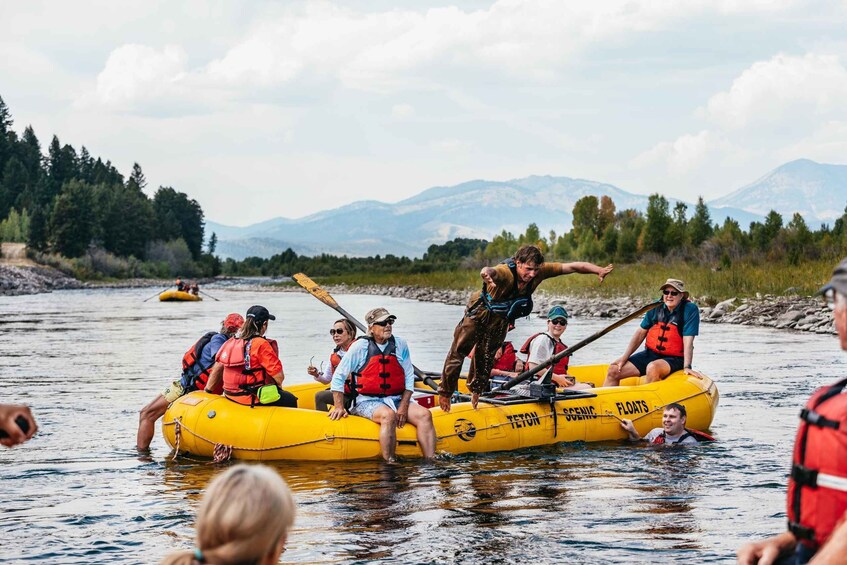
xmin=438 ymin=244 xmax=613 ymax=412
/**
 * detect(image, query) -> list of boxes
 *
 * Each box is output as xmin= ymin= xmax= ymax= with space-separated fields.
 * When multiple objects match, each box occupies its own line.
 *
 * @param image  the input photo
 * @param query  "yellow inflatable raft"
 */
xmin=162 ymin=365 xmax=718 ymax=461
xmin=159 ymin=290 xmax=202 ymax=302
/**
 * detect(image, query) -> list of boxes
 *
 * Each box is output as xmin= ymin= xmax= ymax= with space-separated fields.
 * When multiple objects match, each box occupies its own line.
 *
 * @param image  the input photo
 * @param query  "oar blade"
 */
xmin=293 ymin=273 xmax=339 ymax=308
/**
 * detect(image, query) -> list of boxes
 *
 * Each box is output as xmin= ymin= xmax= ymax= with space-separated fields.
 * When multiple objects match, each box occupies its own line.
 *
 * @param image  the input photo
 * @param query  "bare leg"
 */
xmin=371 ymin=405 xmax=398 ymax=462
xmin=406 ymin=402 xmax=436 ymax=459
xmin=137 ymin=395 xmax=169 ymax=450
xmin=642 ymin=360 xmax=672 ymax=384
xmin=603 ymin=362 xmax=641 ymax=387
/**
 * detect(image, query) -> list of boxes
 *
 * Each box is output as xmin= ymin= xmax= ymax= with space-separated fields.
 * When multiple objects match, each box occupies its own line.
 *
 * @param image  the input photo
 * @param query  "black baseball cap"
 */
xmin=246 ymin=305 xmax=276 ymax=324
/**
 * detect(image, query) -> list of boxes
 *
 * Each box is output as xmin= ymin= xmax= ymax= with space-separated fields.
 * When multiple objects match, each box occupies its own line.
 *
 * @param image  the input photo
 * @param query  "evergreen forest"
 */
xmin=0 ymin=95 xmax=219 ymax=279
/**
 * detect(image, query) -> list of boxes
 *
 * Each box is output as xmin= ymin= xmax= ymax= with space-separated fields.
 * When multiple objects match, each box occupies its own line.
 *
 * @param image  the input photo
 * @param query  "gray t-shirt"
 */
xmin=643 ymin=428 xmax=699 ymax=445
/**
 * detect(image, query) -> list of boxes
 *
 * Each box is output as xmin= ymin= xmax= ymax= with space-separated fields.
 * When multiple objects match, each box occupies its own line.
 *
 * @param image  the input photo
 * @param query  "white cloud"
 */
xmin=89 ymin=44 xmax=189 ymax=110
xmin=431 ymin=138 xmax=473 ymax=153
xmin=777 ymin=120 xmax=847 ymax=163
xmin=630 ymin=130 xmax=742 ymax=175
xmin=391 ymin=103 xmax=416 ymax=119
xmin=704 ymin=52 xmax=847 ymax=130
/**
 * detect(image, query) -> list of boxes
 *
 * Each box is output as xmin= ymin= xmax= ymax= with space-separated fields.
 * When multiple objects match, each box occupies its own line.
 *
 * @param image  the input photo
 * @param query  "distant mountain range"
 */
xmin=208 ymin=159 xmax=847 ymax=259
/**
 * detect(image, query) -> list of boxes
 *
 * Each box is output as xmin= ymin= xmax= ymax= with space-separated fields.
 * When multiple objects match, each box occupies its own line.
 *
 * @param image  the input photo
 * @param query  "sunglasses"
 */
xmin=549 ymin=319 xmax=567 ymax=326
xmin=329 ymin=328 xmax=346 ymax=335
xmin=373 ymin=319 xmax=394 ymax=327
xmin=662 ymin=290 xmax=680 ymax=297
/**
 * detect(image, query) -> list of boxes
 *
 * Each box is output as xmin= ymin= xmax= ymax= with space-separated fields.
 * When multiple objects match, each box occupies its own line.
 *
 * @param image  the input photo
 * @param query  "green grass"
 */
xmin=280 ymin=259 xmax=834 ymax=303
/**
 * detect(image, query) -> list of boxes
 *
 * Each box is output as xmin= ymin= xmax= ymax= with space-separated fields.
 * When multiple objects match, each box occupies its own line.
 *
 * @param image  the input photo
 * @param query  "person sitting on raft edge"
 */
xmin=620 ymin=403 xmax=714 ymax=445
xmin=327 ymin=307 xmax=436 ymax=462
xmin=438 ymin=244 xmax=613 ymax=412
xmin=136 ymin=312 xmax=244 ymax=451
xmin=310 ymin=318 xmax=357 ymax=411
xmin=604 ymin=278 xmax=700 ymax=387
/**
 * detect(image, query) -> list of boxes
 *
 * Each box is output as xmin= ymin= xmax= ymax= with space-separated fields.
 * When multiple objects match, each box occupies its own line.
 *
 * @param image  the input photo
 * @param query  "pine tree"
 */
xmin=644 ymin=194 xmax=671 ymax=255
xmin=27 ymin=204 xmax=49 ymax=252
xmin=50 ymin=180 xmax=95 ymax=257
xmin=688 ymin=196 xmax=713 ymax=247
xmin=208 ymin=232 xmax=218 ymax=254
xmin=128 ymin=162 xmax=147 ymax=192
xmin=1 ymin=156 xmax=28 ymax=219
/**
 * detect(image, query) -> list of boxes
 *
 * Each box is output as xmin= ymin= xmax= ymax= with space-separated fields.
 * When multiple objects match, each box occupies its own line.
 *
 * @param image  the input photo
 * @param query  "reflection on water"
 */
xmin=0 ymin=285 xmax=844 ymax=563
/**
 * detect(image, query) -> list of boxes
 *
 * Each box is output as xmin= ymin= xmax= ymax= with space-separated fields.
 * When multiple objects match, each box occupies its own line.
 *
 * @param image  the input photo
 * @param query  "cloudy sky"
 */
xmin=2 ymin=0 xmax=846 ymax=225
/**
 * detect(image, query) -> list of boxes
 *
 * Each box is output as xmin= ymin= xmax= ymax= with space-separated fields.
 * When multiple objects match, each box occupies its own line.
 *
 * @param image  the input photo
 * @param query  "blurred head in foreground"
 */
xmin=160 ymin=463 xmax=296 ymax=565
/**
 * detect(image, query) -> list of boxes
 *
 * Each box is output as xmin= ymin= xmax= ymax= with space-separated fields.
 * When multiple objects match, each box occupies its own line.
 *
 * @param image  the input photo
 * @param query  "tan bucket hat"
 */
xmin=660 ymin=278 xmax=689 ymax=299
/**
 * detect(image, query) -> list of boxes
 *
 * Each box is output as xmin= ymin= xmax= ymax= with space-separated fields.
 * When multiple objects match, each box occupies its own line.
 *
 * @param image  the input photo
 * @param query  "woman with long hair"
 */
xmin=205 ymin=305 xmax=297 ymax=407
xmin=160 ymin=464 xmax=296 ymax=565
xmin=310 ymin=318 xmax=357 ymax=411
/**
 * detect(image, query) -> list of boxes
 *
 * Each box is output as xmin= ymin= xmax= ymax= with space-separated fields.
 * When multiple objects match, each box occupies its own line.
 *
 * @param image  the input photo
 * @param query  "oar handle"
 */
xmin=495 ymin=301 xmax=662 ymax=392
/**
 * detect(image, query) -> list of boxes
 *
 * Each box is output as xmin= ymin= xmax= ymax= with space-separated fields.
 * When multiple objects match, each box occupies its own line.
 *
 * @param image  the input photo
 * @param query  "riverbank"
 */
xmin=0 ymin=264 xmax=83 ymax=295
xmin=0 ymin=265 xmax=833 ymax=334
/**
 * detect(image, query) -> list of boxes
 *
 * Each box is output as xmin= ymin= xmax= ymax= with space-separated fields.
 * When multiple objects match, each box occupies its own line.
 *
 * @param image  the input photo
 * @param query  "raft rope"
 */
xmin=163 ymin=382 xmax=715 ymax=455
xmin=163 ymin=418 xmax=383 ymax=455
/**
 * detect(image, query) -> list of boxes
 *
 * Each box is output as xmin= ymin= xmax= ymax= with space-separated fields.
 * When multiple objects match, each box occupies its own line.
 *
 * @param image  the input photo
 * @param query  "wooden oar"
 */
xmin=493 ymin=300 xmax=662 ymax=392
xmin=143 ymin=286 xmax=172 ymax=302
xmin=293 ymin=273 xmax=440 ymax=391
xmin=198 ymin=289 xmax=219 ymax=301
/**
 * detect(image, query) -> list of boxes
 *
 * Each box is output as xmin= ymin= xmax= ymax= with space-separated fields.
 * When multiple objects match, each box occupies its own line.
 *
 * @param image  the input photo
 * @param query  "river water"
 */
xmin=0 ymin=285 xmax=841 ymax=563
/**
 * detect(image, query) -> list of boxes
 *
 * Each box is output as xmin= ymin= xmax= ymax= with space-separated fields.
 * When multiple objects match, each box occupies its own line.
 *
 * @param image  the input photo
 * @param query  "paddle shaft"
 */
xmin=143 ymin=286 xmax=173 ymax=302
xmin=293 ymin=273 xmax=439 ymax=391
xmin=495 ymin=301 xmax=662 ymax=391
xmin=198 ymin=289 xmax=219 ymax=301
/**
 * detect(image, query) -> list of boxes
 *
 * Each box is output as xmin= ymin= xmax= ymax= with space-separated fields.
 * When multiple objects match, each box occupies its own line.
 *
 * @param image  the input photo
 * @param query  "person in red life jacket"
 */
xmin=136 ymin=312 xmax=244 ymax=451
xmin=470 ymin=323 xmax=524 ymax=380
xmin=310 ymin=319 xmax=357 ymax=411
xmin=0 ymin=403 xmax=37 ymax=448
xmin=604 ymin=278 xmax=701 ymax=387
xmin=520 ymin=305 xmax=593 ymax=391
xmin=737 ymin=258 xmax=847 ymax=565
xmin=328 ymin=307 xmax=436 ymax=462
xmin=439 ymin=244 xmax=613 ymax=412
xmin=620 ymin=403 xmax=713 ymax=446
xmin=206 ymin=305 xmax=298 ymax=408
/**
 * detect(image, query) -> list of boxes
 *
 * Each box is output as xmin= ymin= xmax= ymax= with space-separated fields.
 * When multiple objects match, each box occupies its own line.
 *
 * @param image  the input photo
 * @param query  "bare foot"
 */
xmin=471 ymin=393 xmax=479 ymax=409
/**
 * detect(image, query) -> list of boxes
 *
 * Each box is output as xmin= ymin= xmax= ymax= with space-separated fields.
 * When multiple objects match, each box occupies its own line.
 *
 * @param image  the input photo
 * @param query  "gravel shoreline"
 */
xmin=271 ymin=282 xmax=836 ymax=335
xmin=0 ymin=265 xmax=833 ymax=334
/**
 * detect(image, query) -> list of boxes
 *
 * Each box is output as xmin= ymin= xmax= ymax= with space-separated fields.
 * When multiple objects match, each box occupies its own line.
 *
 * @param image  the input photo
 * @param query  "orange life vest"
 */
xmin=520 ymin=333 xmax=569 ymax=374
xmin=493 ymin=342 xmax=517 ymax=372
xmin=180 ymin=331 xmax=218 ymax=392
xmin=330 ymin=344 xmax=355 ymax=395
xmin=651 ymin=428 xmax=715 ymax=445
xmin=218 ymin=337 xmax=276 ymax=406
xmin=787 ymin=376 xmax=847 ymax=551
xmin=645 ymin=302 xmax=688 ymax=358
xmin=351 ymin=336 xmax=407 ymax=397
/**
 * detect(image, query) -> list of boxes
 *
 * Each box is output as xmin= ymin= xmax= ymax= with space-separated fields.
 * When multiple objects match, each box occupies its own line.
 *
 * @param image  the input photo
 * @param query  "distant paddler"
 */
xmin=438 ymin=244 xmax=613 ymax=411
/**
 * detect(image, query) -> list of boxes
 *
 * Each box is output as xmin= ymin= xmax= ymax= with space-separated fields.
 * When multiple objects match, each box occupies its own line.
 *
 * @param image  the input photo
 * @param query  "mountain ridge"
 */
xmin=209 ymin=159 xmax=846 ymax=260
